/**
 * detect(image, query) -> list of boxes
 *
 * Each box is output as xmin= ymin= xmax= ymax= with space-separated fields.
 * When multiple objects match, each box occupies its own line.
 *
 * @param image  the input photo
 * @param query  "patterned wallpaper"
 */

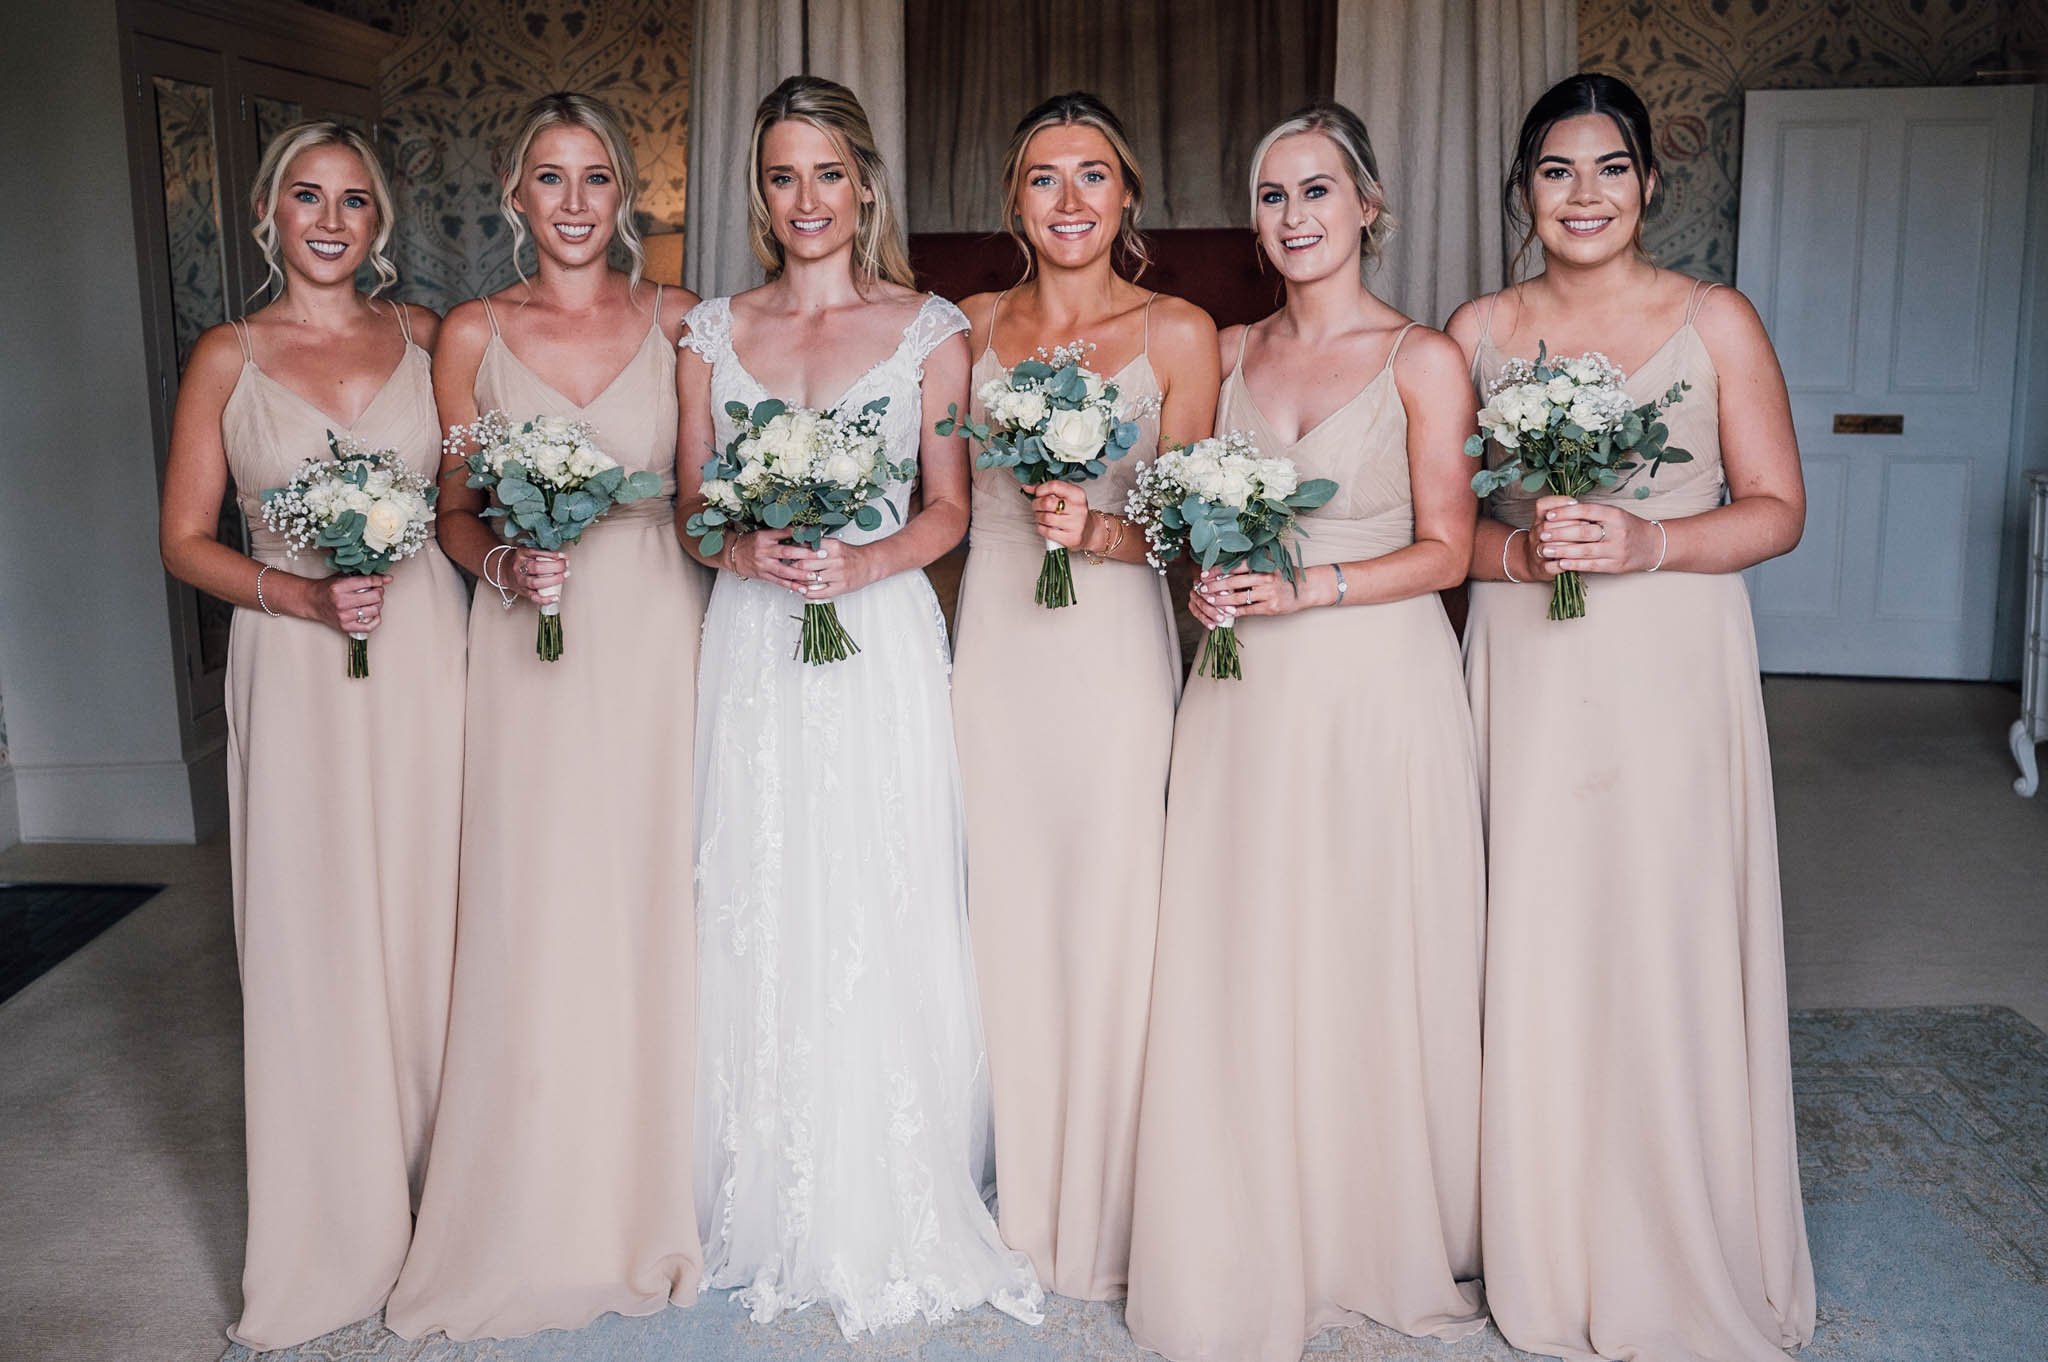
xmin=307 ymin=0 xmax=693 ymax=313
xmin=299 ymin=1 xmax=2043 ymax=300
xmin=1579 ymin=0 xmax=2042 ymax=283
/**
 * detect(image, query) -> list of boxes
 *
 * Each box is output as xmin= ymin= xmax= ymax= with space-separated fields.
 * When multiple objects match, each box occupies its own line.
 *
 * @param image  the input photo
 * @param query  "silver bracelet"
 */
xmin=482 ymin=544 xmax=517 ymax=608
xmin=1331 ymin=562 xmax=1348 ymax=605
xmin=1647 ymin=519 xmax=1669 ymax=573
xmin=254 ymin=565 xmax=281 ymax=617
xmin=1502 ymin=527 xmax=1529 ymax=584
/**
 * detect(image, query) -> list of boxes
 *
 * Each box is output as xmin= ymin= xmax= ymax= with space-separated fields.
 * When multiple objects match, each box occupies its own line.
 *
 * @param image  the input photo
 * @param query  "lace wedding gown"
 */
xmin=681 ymin=293 xmax=1045 ymax=1338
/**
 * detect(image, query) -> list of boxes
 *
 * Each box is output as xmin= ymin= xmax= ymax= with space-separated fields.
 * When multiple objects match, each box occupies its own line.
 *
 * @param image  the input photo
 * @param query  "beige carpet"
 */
xmin=1 ymin=677 xmax=2044 ymax=1361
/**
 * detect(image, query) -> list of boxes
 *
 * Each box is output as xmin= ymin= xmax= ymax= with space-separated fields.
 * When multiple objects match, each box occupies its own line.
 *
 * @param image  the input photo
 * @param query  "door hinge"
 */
xmin=135 ymin=72 xmax=143 ymax=100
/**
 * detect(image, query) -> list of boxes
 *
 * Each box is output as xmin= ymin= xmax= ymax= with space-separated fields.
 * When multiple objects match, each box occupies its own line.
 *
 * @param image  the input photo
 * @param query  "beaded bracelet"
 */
xmin=254 ymin=565 xmax=281 ymax=617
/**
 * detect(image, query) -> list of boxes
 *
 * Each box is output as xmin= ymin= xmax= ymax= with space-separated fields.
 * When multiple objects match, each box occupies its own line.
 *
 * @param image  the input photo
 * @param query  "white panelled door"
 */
xmin=1737 ymin=86 xmax=2035 ymax=678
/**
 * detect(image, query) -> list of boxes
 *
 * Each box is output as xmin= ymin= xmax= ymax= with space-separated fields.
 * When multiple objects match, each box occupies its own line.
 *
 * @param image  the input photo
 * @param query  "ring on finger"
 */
xmin=1596 ymin=522 xmax=1609 ymax=541
xmin=1054 ymin=497 xmax=1066 ymax=514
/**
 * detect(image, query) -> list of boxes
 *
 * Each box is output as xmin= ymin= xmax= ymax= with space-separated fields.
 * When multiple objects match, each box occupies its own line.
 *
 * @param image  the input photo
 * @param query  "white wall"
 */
xmin=0 ymin=1 xmax=213 ymax=842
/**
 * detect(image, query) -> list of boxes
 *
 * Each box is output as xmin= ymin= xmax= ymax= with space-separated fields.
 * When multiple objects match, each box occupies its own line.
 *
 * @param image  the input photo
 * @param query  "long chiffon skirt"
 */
xmin=386 ymin=516 xmax=707 ymax=1341
xmin=951 ymin=541 xmax=1179 ymax=1299
xmin=1465 ymin=570 xmax=1815 ymax=1362
xmin=1126 ymin=595 xmax=1487 ymax=1362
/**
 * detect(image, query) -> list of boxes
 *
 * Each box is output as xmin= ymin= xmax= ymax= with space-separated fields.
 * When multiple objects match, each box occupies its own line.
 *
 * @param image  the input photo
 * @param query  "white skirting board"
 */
xmin=8 ymin=756 xmax=220 ymax=844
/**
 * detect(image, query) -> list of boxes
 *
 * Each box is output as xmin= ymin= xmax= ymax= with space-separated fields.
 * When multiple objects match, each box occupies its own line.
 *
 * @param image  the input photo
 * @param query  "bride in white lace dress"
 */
xmin=674 ymin=76 xmax=1043 ymax=1338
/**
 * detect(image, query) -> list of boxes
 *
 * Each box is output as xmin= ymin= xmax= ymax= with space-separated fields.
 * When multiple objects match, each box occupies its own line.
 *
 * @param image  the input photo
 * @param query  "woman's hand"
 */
xmin=1023 ymin=479 xmax=1090 ymax=549
xmin=505 ymin=546 xmax=569 ymax=604
xmin=293 ymin=572 xmax=391 ymax=634
xmin=1189 ymin=562 xmax=1322 ymax=626
xmin=801 ymin=539 xmax=881 ymax=601
xmin=1533 ymin=496 xmax=1662 ymax=575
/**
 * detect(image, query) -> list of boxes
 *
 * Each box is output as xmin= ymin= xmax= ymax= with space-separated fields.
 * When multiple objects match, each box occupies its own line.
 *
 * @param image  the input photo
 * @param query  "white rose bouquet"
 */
xmin=1466 ymin=343 xmax=1691 ymax=620
xmin=259 ymin=431 xmax=437 ymax=678
xmin=685 ymin=395 xmax=909 ymax=665
xmin=446 ymin=410 xmax=664 ymax=661
xmin=935 ymin=340 xmax=1149 ymax=608
xmin=1124 ymin=431 xmax=1337 ymax=680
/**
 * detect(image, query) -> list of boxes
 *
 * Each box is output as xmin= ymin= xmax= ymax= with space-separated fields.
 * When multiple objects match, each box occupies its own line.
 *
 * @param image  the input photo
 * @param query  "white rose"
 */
xmin=1567 ymin=393 xmax=1616 ymax=433
xmin=361 ymin=498 xmax=409 ymax=551
xmin=341 ymin=486 xmax=374 ymax=515
xmin=1042 ymin=406 xmax=1110 ymax=463
xmin=1000 ymin=389 xmax=1049 ymax=429
xmin=1543 ymin=375 xmax=1578 ymax=406
xmin=1257 ymin=458 xmax=1299 ymax=499
xmin=1214 ymin=468 xmax=1254 ymax=510
xmin=822 ymin=452 xmax=865 ymax=489
xmin=736 ymin=460 xmax=769 ymax=491
xmin=1081 ymin=368 xmax=1108 ymax=401
xmin=702 ymin=478 xmax=740 ymax=511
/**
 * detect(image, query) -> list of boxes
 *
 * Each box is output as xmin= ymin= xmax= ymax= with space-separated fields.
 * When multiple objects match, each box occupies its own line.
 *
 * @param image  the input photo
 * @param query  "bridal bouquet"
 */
xmin=1125 ymin=432 xmax=1336 ymax=680
xmin=448 ymin=411 xmax=664 ymax=661
xmin=936 ymin=341 xmax=1147 ymax=608
xmin=259 ymin=432 xmax=437 ymax=678
xmin=685 ymin=396 xmax=909 ymax=664
xmin=1466 ymin=343 xmax=1691 ymax=620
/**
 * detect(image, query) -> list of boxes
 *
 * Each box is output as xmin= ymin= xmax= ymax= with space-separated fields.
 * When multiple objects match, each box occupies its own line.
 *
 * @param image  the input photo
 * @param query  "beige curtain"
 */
xmin=905 ymin=0 xmax=1334 ymax=232
xmin=1335 ymin=0 xmax=1577 ymax=326
xmin=686 ymin=0 xmax=908 ymax=297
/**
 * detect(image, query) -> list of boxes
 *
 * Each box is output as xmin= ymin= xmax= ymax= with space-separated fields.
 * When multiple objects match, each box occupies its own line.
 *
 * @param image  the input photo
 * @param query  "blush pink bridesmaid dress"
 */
xmin=219 ymin=305 xmax=466 ymax=1349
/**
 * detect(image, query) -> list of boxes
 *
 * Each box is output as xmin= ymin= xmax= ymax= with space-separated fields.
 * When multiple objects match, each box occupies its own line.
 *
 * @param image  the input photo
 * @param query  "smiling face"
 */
xmin=267 ymin=143 xmax=379 ymax=286
xmin=510 ymin=123 xmax=620 ymax=268
xmin=1012 ymin=123 xmax=1129 ymax=272
xmin=759 ymin=117 xmax=868 ymax=268
xmin=1528 ymin=112 xmax=1655 ymax=268
xmin=1253 ymin=131 xmax=1375 ymax=285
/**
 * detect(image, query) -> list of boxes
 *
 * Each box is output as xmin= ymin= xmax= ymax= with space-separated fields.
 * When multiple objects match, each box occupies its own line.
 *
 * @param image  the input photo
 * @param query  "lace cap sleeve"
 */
xmin=678 ymin=296 xmax=732 ymax=362
xmin=903 ymin=294 xmax=970 ymax=374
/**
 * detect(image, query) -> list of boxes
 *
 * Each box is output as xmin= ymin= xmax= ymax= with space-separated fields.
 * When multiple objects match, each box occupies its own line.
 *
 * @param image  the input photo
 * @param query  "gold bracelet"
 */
xmin=1083 ymin=511 xmax=1109 ymax=565
xmin=1104 ymin=514 xmax=1127 ymax=559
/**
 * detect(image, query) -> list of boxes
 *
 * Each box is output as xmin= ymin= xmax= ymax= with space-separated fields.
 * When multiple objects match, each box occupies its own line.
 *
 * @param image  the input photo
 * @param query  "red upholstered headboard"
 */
xmin=910 ymin=228 xmax=1285 ymax=328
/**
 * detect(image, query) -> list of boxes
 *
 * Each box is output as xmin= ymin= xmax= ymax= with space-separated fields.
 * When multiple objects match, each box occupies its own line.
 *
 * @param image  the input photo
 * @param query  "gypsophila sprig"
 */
xmin=259 ymin=431 xmax=438 ymax=679
xmin=1465 ymin=342 xmax=1692 ymax=620
xmin=1124 ymin=432 xmax=1337 ymax=680
xmin=935 ymin=340 xmax=1154 ymax=608
xmin=685 ymin=395 xmax=906 ymax=665
xmin=446 ymin=410 xmax=664 ymax=660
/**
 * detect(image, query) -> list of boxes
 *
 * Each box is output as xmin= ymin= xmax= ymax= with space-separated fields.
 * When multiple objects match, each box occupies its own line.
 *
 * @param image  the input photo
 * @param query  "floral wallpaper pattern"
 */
xmin=304 ymin=1 xmax=2044 ymax=299
xmin=1579 ymin=0 xmax=2043 ymax=283
xmin=308 ymin=0 xmax=693 ymax=314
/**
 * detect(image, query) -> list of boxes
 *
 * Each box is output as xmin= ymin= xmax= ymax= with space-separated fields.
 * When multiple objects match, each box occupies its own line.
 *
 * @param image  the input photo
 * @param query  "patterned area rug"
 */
xmin=225 ymin=1006 xmax=2048 ymax=1361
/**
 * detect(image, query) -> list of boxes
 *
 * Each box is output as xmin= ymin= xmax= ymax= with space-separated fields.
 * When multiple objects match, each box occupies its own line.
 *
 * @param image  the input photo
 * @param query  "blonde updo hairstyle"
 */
xmin=499 ymin=91 xmax=645 ymax=286
xmin=747 ymin=75 xmax=915 ymax=289
xmin=249 ymin=120 xmax=398 ymax=298
xmin=1247 ymin=101 xmax=1397 ymax=274
xmin=999 ymin=91 xmax=1151 ymax=281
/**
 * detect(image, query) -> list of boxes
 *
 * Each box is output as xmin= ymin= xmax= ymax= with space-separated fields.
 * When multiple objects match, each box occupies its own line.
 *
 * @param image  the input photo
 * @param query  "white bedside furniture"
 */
xmin=2013 ymin=470 xmax=2048 ymax=796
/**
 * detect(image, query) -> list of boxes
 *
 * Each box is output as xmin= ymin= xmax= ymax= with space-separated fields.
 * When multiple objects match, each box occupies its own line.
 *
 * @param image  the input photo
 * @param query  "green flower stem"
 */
xmin=1548 ymin=570 xmax=1587 ymax=621
xmin=1199 ymin=623 xmax=1243 ymax=680
xmin=536 ymin=611 xmax=564 ymax=661
xmin=1036 ymin=544 xmax=1077 ymax=609
xmin=346 ymin=633 xmax=369 ymax=679
xmin=798 ymin=601 xmax=860 ymax=665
